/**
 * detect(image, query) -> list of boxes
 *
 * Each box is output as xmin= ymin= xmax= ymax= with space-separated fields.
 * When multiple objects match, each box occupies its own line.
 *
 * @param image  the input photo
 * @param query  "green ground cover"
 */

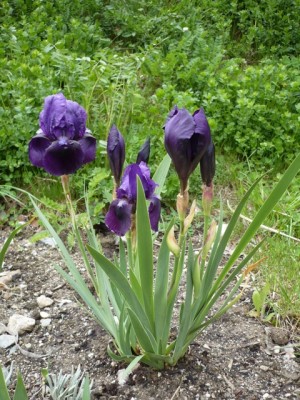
xmin=0 ymin=0 xmax=299 ymax=325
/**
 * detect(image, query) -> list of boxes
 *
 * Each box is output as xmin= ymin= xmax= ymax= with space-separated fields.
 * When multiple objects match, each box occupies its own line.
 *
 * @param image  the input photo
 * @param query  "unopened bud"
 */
xmin=202 ymin=184 xmax=214 ymax=217
xmin=177 ymin=189 xmax=189 ymax=221
xmin=167 ymin=226 xmax=180 ymax=258
xmin=183 ymin=200 xmax=196 ymax=234
xmin=202 ymin=219 xmax=217 ymax=258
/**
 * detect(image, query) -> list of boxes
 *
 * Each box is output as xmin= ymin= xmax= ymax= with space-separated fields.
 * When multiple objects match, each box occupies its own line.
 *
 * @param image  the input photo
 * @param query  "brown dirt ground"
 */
xmin=0 ymin=225 xmax=300 ymax=400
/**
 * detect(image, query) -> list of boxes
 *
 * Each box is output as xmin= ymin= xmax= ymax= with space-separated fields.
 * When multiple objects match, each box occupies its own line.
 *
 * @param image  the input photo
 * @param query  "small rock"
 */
xmin=0 ymin=322 xmax=7 ymax=334
xmin=260 ymin=365 xmax=269 ymax=371
xmin=40 ymin=318 xmax=51 ymax=327
xmin=40 ymin=237 xmax=57 ymax=247
xmin=268 ymin=327 xmax=290 ymax=346
xmin=7 ymin=314 xmax=35 ymax=335
xmin=40 ymin=311 xmax=50 ymax=319
xmin=37 ymin=295 xmax=54 ymax=308
xmin=0 ymin=334 xmax=15 ymax=349
xmin=25 ymin=343 xmax=32 ymax=350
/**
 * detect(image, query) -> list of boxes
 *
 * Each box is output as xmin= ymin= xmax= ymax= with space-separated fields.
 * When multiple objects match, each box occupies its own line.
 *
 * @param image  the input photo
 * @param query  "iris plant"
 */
xmin=29 ymin=98 xmax=300 ymax=371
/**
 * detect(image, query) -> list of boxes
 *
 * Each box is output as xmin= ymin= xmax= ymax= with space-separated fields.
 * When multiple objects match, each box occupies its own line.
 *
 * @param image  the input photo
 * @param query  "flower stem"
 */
xmin=60 ymin=175 xmax=98 ymax=290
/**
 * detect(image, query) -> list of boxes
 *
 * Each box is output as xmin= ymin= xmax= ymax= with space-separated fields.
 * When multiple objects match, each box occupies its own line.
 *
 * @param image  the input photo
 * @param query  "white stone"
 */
xmin=40 ymin=311 xmax=50 ymax=319
xmin=7 ymin=314 xmax=35 ymax=335
xmin=0 ymin=334 xmax=15 ymax=348
xmin=0 ymin=322 xmax=7 ymax=334
xmin=40 ymin=318 xmax=51 ymax=327
xmin=37 ymin=295 xmax=53 ymax=308
xmin=40 ymin=237 xmax=57 ymax=247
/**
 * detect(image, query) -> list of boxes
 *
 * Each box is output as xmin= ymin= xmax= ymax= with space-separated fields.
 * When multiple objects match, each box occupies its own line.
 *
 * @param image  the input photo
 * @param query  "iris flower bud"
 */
xmin=136 ymin=137 xmax=150 ymax=164
xmin=200 ymin=140 xmax=215 ymax=187
xmin=107 ymin=125 xmax=125 ymax=186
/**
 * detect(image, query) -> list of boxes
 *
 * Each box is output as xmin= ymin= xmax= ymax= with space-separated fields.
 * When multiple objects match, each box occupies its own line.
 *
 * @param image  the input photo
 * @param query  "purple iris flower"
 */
xmin=105 ymin=162 xmax=160 ymax=236
xmin=107 ymin=125 xmax=125 ymax=186
xmin=29 ymin=93 xmax=96 ymax=176
xmin=200 ymin=140 xmax=215 ymax=187
xmin=164 ymin=106 xmax=211 ymax=192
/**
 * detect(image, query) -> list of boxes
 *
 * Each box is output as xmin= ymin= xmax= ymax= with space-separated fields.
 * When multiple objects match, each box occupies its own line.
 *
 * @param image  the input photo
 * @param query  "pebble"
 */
xmin=260 ymin=365 xmax=269 ymax=371
xmin=40 ymin=237 xmax=57 ymax=247
xmin=0 ymin=334 xmax=15 ymax=348
xmin=268 ymin=327 xmax=289 ymax=346
xmin=40 ymin=318 xmax=51 ymax=327
xmin=0 ymin=322 xmax=7 ymax=334
xmin=7 ymin=314 xmax=35 ymax=335
xmin=37 ymin=295 xmax=54 ymax=308
xmin=40 ymin=311 xmax=50 ymax=319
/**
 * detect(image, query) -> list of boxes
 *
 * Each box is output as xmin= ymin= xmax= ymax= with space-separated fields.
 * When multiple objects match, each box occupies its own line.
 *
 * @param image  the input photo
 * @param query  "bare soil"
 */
xmin=0 ymin=225 xmax=299 ymax=400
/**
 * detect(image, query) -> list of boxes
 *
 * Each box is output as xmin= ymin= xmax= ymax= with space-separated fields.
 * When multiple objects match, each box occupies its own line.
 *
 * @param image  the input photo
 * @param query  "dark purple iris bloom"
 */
xmin=107 ymin=125 xmax=125 ymax=185
xmin=200 ymin=140 xmax=215 ymax=187
xmin=136 ymin=137 xmax=150 ymax=164
xmin=164 ymin=106 xmax=211 ymax=192
xmin=29 ymin=93 xmax=96 ymax=176
xmin=105 ymin=162 xmax=160 ymax=236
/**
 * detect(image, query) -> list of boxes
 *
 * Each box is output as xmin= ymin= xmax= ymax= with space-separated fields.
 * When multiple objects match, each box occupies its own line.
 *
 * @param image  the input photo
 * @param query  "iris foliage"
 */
xmin=29 ymin=97 xmax=300 ymax=369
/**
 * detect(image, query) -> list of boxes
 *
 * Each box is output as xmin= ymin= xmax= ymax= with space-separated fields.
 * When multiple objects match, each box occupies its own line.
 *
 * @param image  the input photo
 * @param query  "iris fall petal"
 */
xmin=105 ymin=199 xmax=132 ymax=236
xmin=43 ymin=140 xmax=84 ymax=176
xmin=149 ymin=196 xmax=161 ymax=232
xmin=28 ymin=131 xmax=51 ymax=168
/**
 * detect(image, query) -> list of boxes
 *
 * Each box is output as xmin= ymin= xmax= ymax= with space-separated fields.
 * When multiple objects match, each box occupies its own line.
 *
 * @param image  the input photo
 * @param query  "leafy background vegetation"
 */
xmin=0 ymin=0 xmax=299 ymax=323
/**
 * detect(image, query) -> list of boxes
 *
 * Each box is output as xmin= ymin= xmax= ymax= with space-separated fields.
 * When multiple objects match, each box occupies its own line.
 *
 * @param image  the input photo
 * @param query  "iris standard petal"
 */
xmin=164 ymin=108 xmax=195 ymax=142
xmin=136 ymin=137 xmax=150 ymax=164
xmin=107 ymin=125 xmax=125 ymax=184
xmin=105 ymin=199 xmax=132 ymax=236
xmin=79 ymin=132 xmax=97 ymax=164
xmin=28 ymin=130 xmax=51 ymax=168
xmin=164 ymin=105 xmax=179 ymax=125
xmin=193 ymin=108 xmax=211 ymax=136
xmin=43 ymin=140 xmax=84 ymax=176
xmin=39 ymin=93 xmax=66 ymax=140
xmin=117 ymin=162 xmax=158 ymax=202
xmin=65 ymin=99 xmax=87 ymax=139
xmin=148 ymin=196 xmax=161 ymax=232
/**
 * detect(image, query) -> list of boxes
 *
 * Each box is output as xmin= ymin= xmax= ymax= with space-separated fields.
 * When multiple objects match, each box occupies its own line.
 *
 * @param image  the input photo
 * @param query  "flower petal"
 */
xmin=193 ymin=108 xmax=211 ymax=136
xmin=39 ymin=93 xmax=87 ymax=141
xmin=39 ymin=93 xmax=66 ymax=140
xmin=79 ymin=131 xmax=97 ymax=164
xmin=164 ymin=105 xmax=179 ymax=125
xmin=164 ymin=108 xmax=195 ymax=141
xmin=28 ymin=130 xmax=51 ymax=168
xmin=117 ymin=162 xmax=158 ymax=202
xmin=105 ymin=199 xmax=132 ymax=236
xmin=43 ymin=140 xmax=84 ymax=176
xmin=149 ymin=196 xmax=161 ymax=232
xmin=65 ymin=99 xmax=87 ymax=139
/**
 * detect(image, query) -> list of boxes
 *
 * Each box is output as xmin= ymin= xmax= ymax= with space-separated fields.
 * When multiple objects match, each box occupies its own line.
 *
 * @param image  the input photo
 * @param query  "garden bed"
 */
xmin=0 ymin=225 xmax=299 ymax=399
